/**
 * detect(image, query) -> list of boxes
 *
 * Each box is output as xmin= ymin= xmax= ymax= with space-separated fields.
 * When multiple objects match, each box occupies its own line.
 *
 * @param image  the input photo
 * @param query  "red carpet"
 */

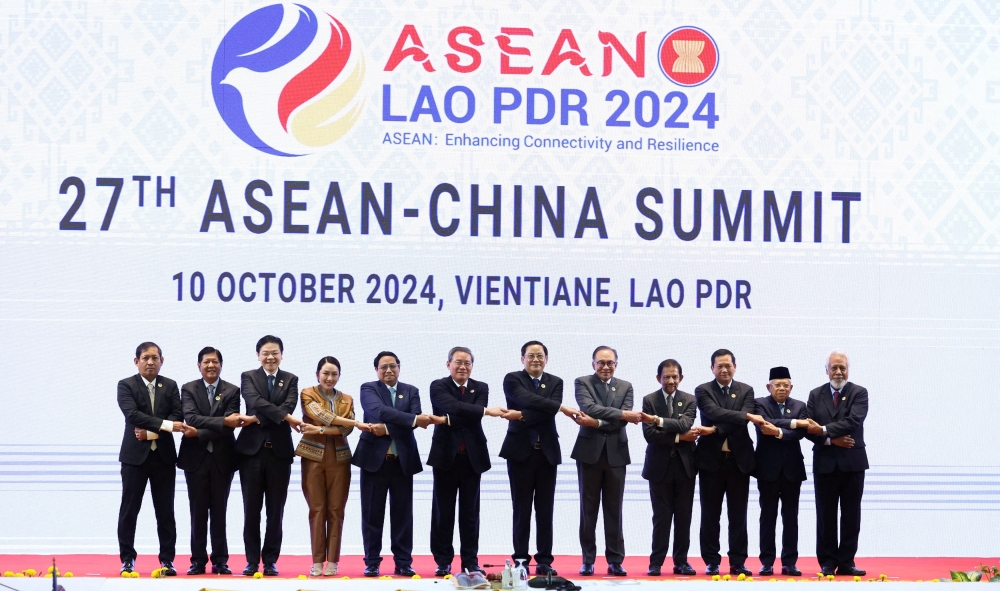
xmin=1 ymin=555 xmax=995 ymax=581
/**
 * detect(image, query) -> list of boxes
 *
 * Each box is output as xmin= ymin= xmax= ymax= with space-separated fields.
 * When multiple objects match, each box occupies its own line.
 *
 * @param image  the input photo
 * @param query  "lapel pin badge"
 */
xmin=215 ymin=395 xmax=221 ymax=401
xmin=731 ymin=393 xmax=736 ymax=398
xmin=398 ymin=394 xmax=403 ymax=399
xmin=279 ymin=381 xmax=284 ymax=387
xmin=158 ymin=383 xmax=163 ymax=388
xmin=678 ymin=402 xmax=683 ymax=406
xmin=612 ymin=387 xmax=616 ymax=392
xmin=841 ymin=396 xmax=846 ymax=401
xmin=541 ymin=384 xmax=546 ymax=388
xmin=786 ymin=408 xmax=790 ymax=413
xmin=470 ymin=389 xmax=475 ymax=393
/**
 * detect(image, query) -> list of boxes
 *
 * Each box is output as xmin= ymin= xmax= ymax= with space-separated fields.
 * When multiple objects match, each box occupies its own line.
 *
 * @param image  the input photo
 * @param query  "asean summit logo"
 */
xmin=658 ymin=26 xmax=719 ymax=87
xmin=211 ymin=3 xmax=366 ymax=156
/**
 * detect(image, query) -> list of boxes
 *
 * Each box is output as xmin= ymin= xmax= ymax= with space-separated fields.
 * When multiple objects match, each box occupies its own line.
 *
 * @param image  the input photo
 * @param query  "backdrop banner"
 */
xmin=1 ymin=0 xmax=998 ymax=557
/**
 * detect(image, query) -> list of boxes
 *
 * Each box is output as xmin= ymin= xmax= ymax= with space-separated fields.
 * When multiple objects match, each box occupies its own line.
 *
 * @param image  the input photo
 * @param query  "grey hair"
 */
xmin=825 ymin=350 xmax=850 ymax=369
xmin=448 ymin=346 xmax=474 ymax=363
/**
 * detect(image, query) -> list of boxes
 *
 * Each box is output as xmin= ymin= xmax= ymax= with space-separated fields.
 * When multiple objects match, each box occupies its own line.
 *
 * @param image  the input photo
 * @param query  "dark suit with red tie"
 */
xmin=806 ymin=382 xmax=869 ymax=572
xmin=500 ymin=370 xmax=563 ymax=569
xmin=753 ymin=395 xmax=807 ymax=569
xmin=116 ymin=374 xmax=183 ymax=564
xmin=235 ymin=367 xmax=298 ymax=567
xmin=695 ymin=379 xmax=755 ymax=569
xmin=427 ymin=376 xmax=491 ymax=571
xmin=352 ymin=380 xmax=423 ymax=570
xmin=178 ymin=378 xmax=241 ymax=569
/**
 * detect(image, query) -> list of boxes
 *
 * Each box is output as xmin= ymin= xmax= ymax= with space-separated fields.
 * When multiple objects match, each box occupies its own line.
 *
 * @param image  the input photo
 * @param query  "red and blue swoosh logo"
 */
xmin=211 ymin=3 xmax=365 ymax=156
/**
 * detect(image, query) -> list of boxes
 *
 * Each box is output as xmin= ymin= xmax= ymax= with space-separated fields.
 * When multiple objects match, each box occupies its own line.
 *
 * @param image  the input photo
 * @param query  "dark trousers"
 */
xmin=576 ymin=449 xmax=626 ymax=564
xmin=360 ymin=457 xmax=413 ymax=569
xmin=699 ymin=455 xmax=750 ymax=568
xmin=430 ymin=452 xmax=481 ymax=569
xmin=185 ymin=457 xmax=234 ymax=567
xmin=118 ymin=452 xmax=176 ymax=563
xmin=649 ymin=456 xmax=695 ymax=567
xmin=507 ymin=449 xmax=557 ymax=567
xmin=814 ymin=468 xmax=865 ymax=570
xmin=758 ymin=476 xmax=802 ymax=568
xmin=239 ymin=446 xmax=291 ymax=565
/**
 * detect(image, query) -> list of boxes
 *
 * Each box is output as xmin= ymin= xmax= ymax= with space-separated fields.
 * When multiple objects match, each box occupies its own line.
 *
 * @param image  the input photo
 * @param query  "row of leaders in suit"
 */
xmin=117 ymin=337 xmax=869 ymax=580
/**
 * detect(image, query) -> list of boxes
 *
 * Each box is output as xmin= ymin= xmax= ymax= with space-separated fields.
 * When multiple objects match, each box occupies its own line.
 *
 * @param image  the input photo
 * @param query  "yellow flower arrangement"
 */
xmin=769 ymin=578 xmax=777 ymax=582
xmin=297 ymin=575 xmax=307 ymax=579
xmin=879 ymin=574 xmax=888 ymax=581
xmin=827 ymin=575 xmax=835 ymax=581
xmin=746 ymin=576 xmax=753 ymax=581
xmin=443 ymin=574 xmax=453 ymax=579
xmin=14 ymin=573 xmax=24 ymax=578
xmin=340 ymin=575 xmax=350 ymax=579
xmin=65 ymin=573 xmax=74 ymax=577
xmin=854 ymin=576 xmax=862 ymax=582
xmin=723 ymin=574 xmax=732 ymax=581
xmin=24 ymin=569 xmax=37 ymax=576
xmin=712 ymin=574 xmax=721 ymax=581
xmin=737 ymin=573 xmax=747 ymax=581
xmin=3 ymin=571 xmax=13 ymax=577
xmin=412 ymin=574 xmax=421 ymax=579
xmin=120 ymin=571 xmax=131 ymax=578
xmin=252 ymin=571 xmax=263 ymax=579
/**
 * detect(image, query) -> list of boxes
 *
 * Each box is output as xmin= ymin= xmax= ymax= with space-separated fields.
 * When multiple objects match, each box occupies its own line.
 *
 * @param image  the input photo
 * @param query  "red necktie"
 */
xmin=458 ymin=386 xmax=467 ymax=452
xmin=833 ymin=390 xmax=840 ymax=408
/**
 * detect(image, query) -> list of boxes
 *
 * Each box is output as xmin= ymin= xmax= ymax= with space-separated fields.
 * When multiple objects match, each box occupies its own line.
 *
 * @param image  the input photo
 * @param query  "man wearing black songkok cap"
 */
xmin=752 ymin=366 xmax=807 ymax=577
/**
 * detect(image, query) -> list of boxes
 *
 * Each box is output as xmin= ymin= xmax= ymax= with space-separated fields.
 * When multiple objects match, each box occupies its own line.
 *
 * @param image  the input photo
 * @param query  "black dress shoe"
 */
xmin=363 ymin=565 xmax=379 ymax=577
xmin=820 ymin=567 xmax=837 ymax=577
xmin=187 ymin=565 xmax=206 ymax=576
xmin=837 ymin=567 xmax=866 ymax=577
xmin=730 ymin=565 xmax=752 ymax=577
xmin=211 ymin=564 xmax=231 ymax=575
xmin=579 ymin=564 xmax=594 ymax=576
xmin=434 ymin=564 xmax=451 ymax=577
xmin=608 ymin=563 xmax=627 ymax=576
xmin=160 ymin=562 xmax=177 ymax=576
xmin=121 ymin=560 xmax=135 ymax=574
xmin=647 ymin=565 xmax=661 ymax=576
xmin=263 ymin=563 xmax=279 ymax=577
xmin=705 ymin=564 xmax=720 ymax=576
xmin=782 ymin=566 xmax=802 ymax=577
xmin=535 ymin=564 xmax=557 ymax=576
xmin=674 ymin=563 xmax=697 ymax=576
xmin=759 ymin=566 xmax=774 ymax=576
xmin=394 ymin=566 xmax=417 ymax=577
xmin=242 ymin=564 xmax=258 ymax=576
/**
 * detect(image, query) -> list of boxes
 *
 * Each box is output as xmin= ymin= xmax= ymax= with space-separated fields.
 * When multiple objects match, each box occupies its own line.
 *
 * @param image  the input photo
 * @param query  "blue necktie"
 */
xmin=206 ymin=384 xmax=216 ymax=453
xmin=267 ymin=374 xmax=275 ymax=395
xmin=778 ymin=402 xmax=785 ymax=416
xmin=389 ymin=386 xmax=398 ymax=456
xmin=533 ymin=377 xmax=540 ymax=389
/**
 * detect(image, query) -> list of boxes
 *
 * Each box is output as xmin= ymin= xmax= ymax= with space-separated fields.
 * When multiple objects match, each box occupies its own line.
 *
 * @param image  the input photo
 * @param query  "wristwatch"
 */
xmin=319 ymin=427 xmax=325 ymax=435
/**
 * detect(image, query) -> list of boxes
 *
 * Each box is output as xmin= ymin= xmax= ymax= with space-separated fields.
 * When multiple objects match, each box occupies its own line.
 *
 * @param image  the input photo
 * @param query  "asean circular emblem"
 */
xmin=211 ymin=3 xmax=366 ymax=156
xmin=658 ymin=26 xmax=719 ymax=87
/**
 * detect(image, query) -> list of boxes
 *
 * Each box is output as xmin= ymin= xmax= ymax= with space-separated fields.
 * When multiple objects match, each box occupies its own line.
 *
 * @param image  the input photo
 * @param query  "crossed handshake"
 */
xmin=745 ymin=414 xmax=855 ymax=448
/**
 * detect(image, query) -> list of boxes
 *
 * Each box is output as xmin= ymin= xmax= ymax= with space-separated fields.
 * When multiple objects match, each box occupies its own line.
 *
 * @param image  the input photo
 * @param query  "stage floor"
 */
xmin=1 ymin=555 xmax=991 ymax=582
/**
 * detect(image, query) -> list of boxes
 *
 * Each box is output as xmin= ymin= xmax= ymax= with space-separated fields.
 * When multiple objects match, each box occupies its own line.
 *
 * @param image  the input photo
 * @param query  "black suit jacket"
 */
xmin=234 ymin=368 xmax=298 ymax=461
xmin=641 ymin=389 xmax=697 ymax=481
xmin=117 ymin=374 xmax=183 ymax=466
xmin=753 ymin=396 xmax=807 ymax=482
xmin=177 ymin=378 xmax=241 ymax=473
xmin=570 ymin=374 xmax=633 ymax=467
xmin=806 ymin=382 xmax=869 ymax=474
xmin=695 ymin=379 xmax=756 ymax=474
xmin=427 ymin=377 xmax=491 ymax=474
xmin=352 ymin=380 xmax=423 ymax=476
xmin=499 ymin=370 xmax=563 ymax=466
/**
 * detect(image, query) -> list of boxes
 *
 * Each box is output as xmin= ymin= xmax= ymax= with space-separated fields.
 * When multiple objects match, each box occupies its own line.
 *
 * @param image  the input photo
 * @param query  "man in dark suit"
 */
xmin=177 ymin=347 xmax=244 ymax=575
xmin=428 ymin=346 xmax=504 ymax=577
xmin=752 ymin=366 xmax=808 ymax=577
xmin=695 ymin=348 xmax=767 ymax=577
xmin=499 ymin=340 xmax=578 ymax=576
xmin=353 ymin=351 xmax=439 ymax=577
xmin=116 ymin=342 xmax=188 ymax=575
xmin=570 ymin=346 xmax=639 ymax=577
xmin=803 ymin=351 xmax=869 ymax=577
xmin=639 ymin=359 xmax=700 ymax=577
xmin=235 ymin=335 xmax=303 ymax=577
